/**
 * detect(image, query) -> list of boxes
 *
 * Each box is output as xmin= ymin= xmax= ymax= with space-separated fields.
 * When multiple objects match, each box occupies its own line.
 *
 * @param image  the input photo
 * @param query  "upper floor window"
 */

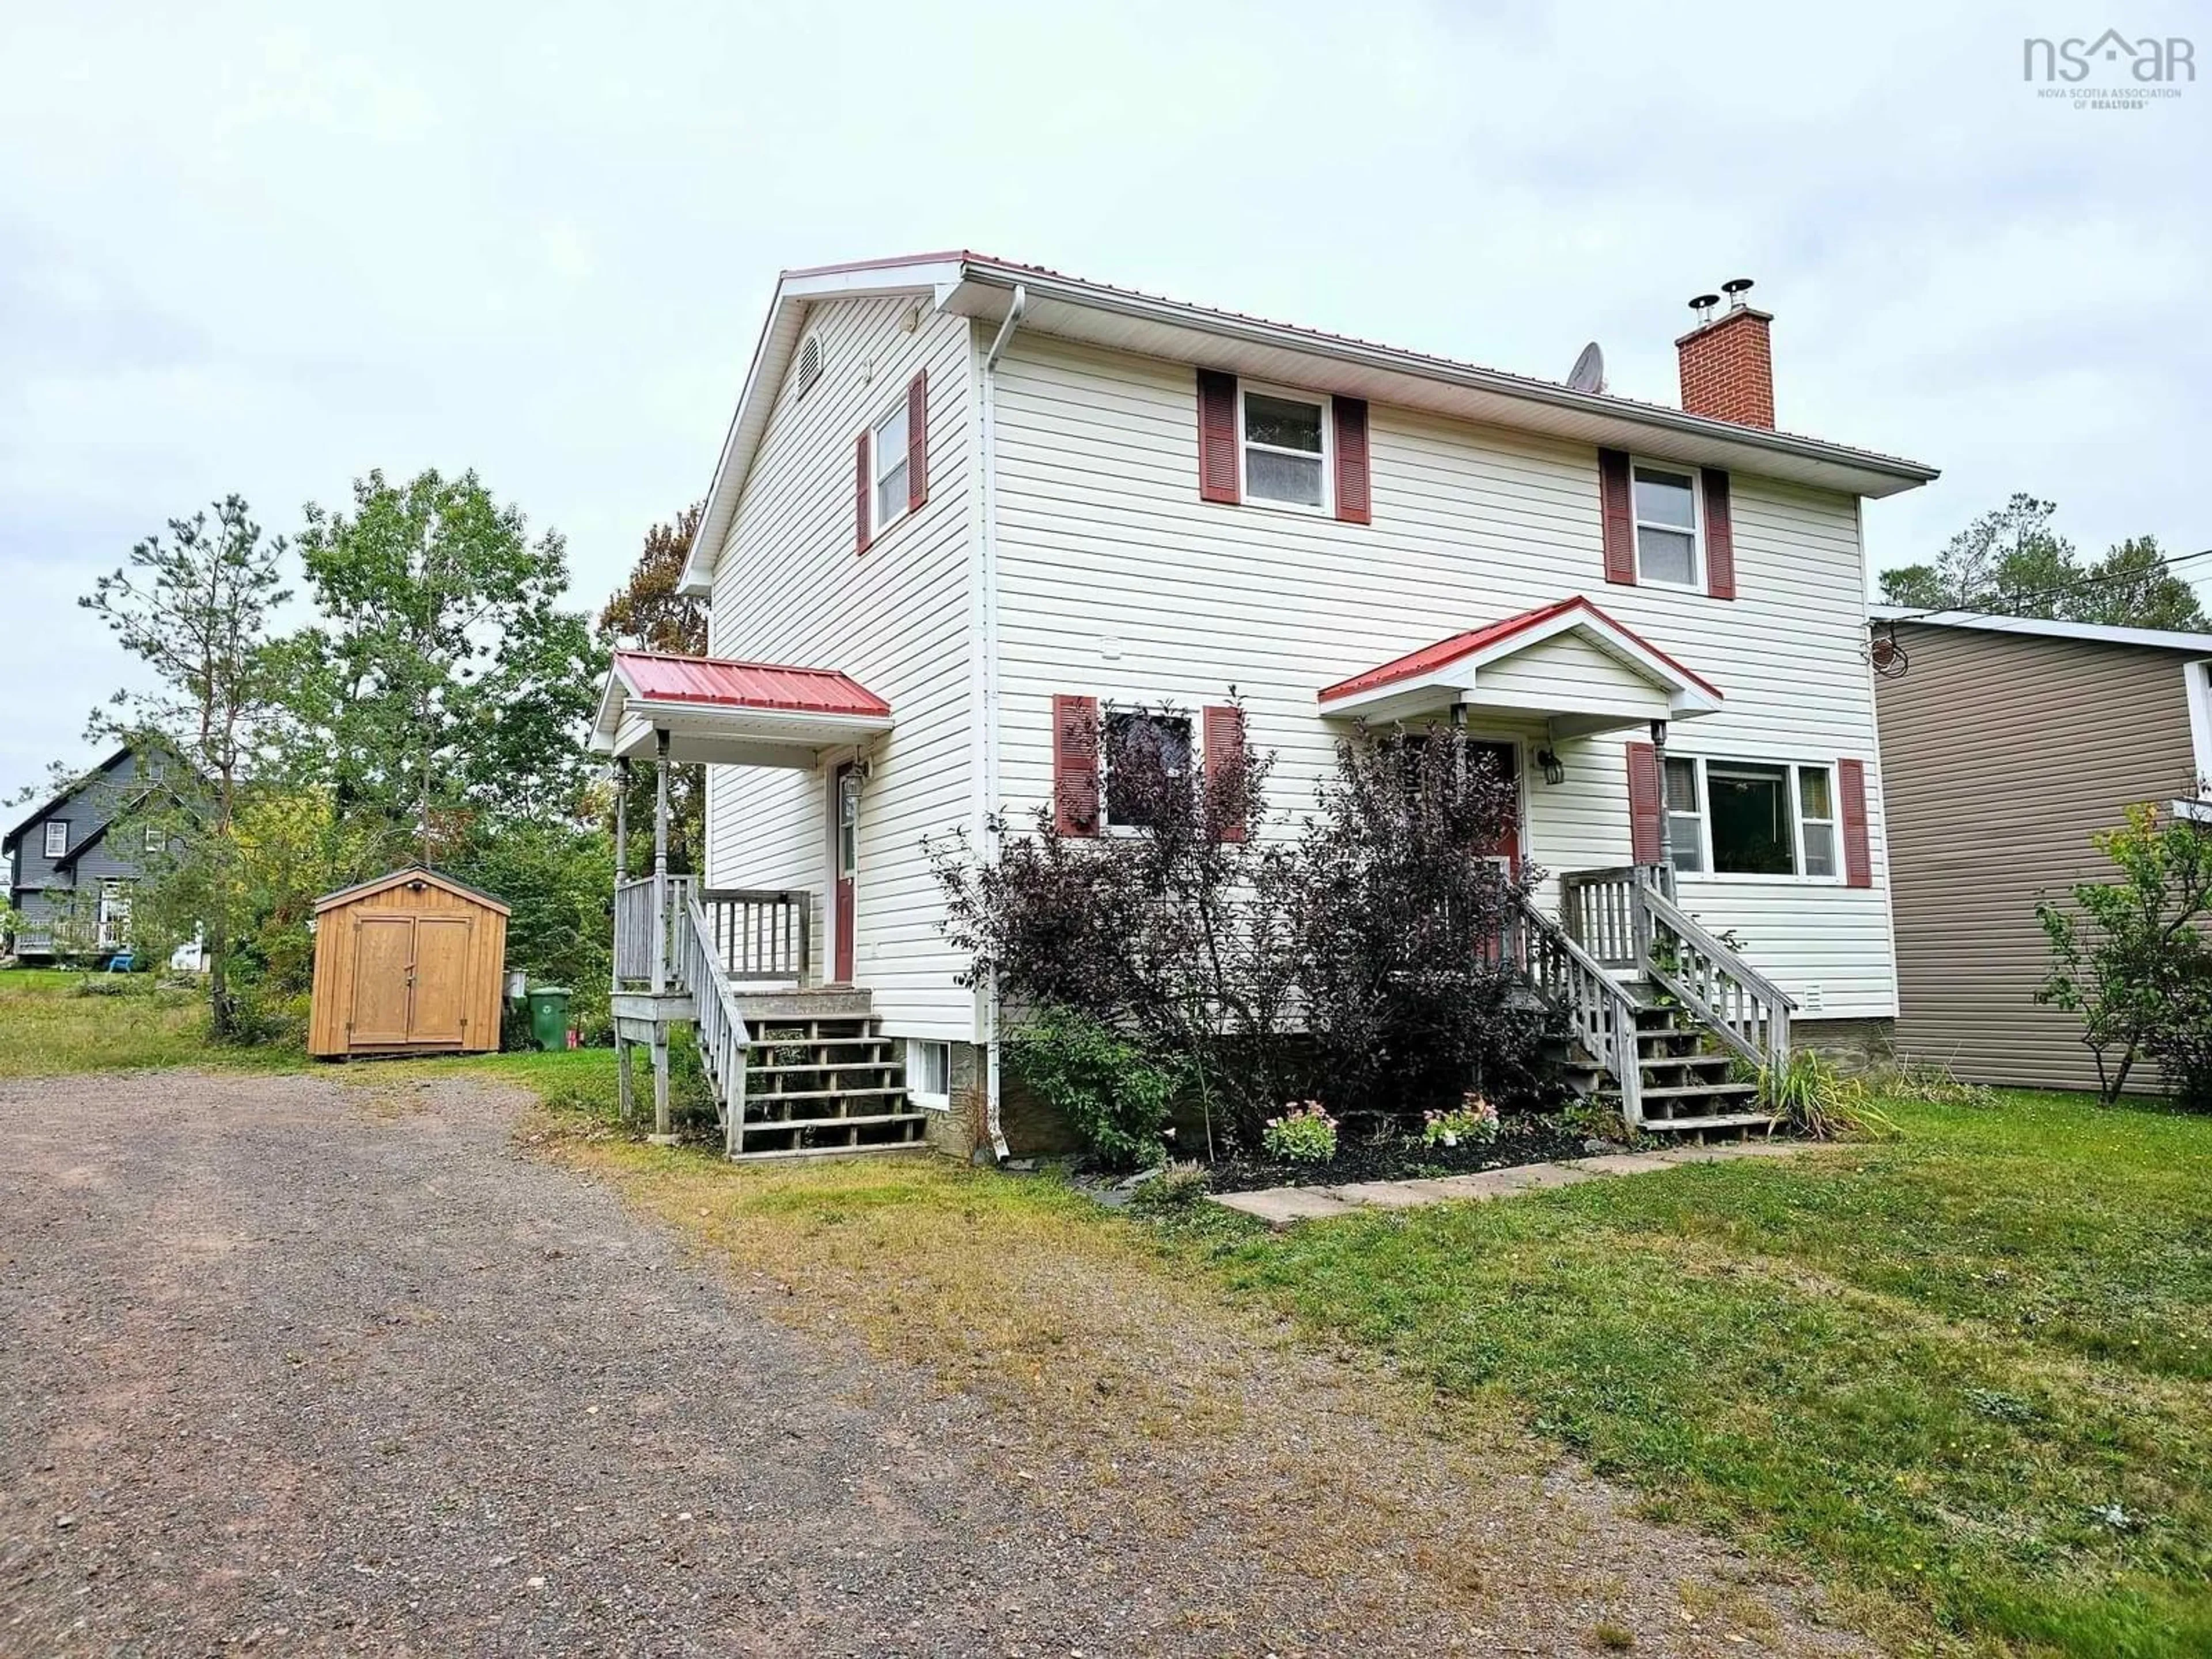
xmin=43 ymin=821 xmax=69 ymax=858
xmin=1632 ymin=464 xmax=1701 ymax=587
xmin=143 ymin=823 xmax=166 ymax=854
xmin=1241 ymin=386 xmax=1331 ymax=511
xmin=1104 ymin=709 xmax=1192 ymax=830
xmin=870 ymin=399 xmax=910 ymax=535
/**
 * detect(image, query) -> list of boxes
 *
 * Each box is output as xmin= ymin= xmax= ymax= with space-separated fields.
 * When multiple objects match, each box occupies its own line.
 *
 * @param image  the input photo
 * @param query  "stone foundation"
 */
xmin=1791 ymin=1017 xmax=1896 ymax=1076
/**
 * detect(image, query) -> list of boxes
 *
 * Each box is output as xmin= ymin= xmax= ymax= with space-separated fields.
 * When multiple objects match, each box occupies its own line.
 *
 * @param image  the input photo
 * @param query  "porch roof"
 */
xmin=593 ymin=650 xmax=893 ymax=768
xmin=1317 ymin=596 xmax=1724 ymax=736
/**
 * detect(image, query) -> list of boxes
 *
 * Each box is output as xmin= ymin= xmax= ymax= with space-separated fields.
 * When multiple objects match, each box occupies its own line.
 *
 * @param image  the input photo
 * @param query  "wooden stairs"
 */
xmin=1563 ymin=991 xmax=1771 ymax=1139
xmin=703 ymin=989 xmax=931 ymax=1161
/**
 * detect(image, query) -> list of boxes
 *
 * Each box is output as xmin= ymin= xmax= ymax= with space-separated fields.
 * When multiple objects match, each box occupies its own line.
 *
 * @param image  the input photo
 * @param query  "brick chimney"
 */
xmin=1676 ymin=280 xmax=1775 ymax=429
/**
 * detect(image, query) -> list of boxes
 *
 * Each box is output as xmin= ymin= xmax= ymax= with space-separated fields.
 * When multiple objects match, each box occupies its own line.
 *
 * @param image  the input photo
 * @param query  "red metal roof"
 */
xmin=1317 ymin=596 xmax=1722 ymax=704
xmin=613 ymin=651 xmax=891 ymax=718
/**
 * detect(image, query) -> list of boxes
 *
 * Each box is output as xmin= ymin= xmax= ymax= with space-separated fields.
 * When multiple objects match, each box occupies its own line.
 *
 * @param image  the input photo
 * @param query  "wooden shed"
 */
xmin=309 ymin=866 xmax=509 ymax=1058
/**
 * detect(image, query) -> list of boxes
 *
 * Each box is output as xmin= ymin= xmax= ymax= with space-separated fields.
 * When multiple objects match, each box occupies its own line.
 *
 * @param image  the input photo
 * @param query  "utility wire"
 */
xmin=1877 ymin=546 xmax=2212 ymax=625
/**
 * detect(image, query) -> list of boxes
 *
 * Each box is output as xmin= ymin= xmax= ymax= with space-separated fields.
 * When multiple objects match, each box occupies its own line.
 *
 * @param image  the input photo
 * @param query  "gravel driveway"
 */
xmin=1 ymin=1069 xmax=1861 ymax=1657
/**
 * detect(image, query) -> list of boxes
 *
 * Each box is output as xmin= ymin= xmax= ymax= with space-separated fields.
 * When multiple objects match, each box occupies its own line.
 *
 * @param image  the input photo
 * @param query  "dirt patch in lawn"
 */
xmin=526 ymin=1108 xmax=1876 ymax=1656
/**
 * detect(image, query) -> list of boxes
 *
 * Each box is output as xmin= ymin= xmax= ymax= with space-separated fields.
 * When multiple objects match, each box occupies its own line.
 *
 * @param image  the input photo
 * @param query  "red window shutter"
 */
xmin=1703 ymin=469 xmax=1736 ymax=600
xmin=1052 ymin=695 xmax=1100 ymax=838
xmin=1196 ymin=369 xmax=1240 ymax=504
xmin=1599 ymin=448 xmax=1635 ymax=585
xmin=1203 ymin=704 xmax=1248 ymax=842
xmin=1334 ymin=397 xmax=1371 ymax=524
xmin=1838 ymin=757 xmax=1872 ymax=888
xmin=854 ymin=430 xmax=872 ymax=555
xmin=1626 ymin=741 xmax=1662 ymax=865
xmin=907 ymin=369 xmax=929 ymax=512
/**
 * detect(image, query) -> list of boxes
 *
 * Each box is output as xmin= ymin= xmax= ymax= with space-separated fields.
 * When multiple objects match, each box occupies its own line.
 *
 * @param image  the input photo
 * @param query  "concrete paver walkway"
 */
xmin=1213 ymin=1141 xmax=1810 ymax=1227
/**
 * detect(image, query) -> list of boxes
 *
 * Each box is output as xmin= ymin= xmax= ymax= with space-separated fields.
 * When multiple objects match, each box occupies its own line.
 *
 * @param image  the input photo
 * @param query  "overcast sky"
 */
xmin=2 ymin=1 xmax=2205 ymax=805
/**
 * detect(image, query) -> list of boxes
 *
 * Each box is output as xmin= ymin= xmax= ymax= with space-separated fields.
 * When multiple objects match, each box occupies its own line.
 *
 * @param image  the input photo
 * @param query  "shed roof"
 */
xmin=314 ymin=865 xmax=512 ymax=916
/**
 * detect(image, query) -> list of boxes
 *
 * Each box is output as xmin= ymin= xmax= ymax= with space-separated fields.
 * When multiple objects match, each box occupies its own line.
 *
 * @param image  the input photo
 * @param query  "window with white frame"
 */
xmin=143 ymin=823 xmax=166 ymax=854
xmin=1241 ymin=385 xmax=1330 ymax=509
xmin=1663 ymin=757 xmax=1704 ymax=873
xmin=43 ymin=820 xmax=68 ymax=858
xmin=870 ymin=399 xmax=910 ymax=535
xmin=907 ymin=1039 xmax=951 ymax=1109
xmin=1632 ymin=463 xmax=1700 ymax=586
xmin=1103 ymin=709 xmax=1194 ymax=830
xmin=1663 ymin=757 xmax=1838 ymax=880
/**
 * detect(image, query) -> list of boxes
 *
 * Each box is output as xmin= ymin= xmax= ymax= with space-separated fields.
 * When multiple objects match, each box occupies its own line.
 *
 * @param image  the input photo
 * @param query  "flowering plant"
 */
xmin=1261 ymin=1101 xmax=1339 ymax=1164
xmin=1421 ymin=1093 xmax=1501 ymax=1149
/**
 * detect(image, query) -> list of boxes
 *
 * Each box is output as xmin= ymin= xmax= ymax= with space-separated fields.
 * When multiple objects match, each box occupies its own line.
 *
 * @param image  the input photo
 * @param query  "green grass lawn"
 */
xmin=1198 ymin=1094 xmax=2212 ymax=1657
xmin=0 ymin=967 xmax=292 ymax=1077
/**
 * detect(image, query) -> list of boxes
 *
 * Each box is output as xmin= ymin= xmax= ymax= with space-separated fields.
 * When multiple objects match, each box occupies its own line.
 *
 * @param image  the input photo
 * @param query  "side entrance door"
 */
xmin=833 ymin=763 xmax=859 ymax=984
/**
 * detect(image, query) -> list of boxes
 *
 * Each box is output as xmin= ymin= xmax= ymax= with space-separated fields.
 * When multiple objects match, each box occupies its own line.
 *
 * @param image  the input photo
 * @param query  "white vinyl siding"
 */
xmin=703 ymin=294 xmax=974 ymax=1039
xmin=989 ymin=332 xmax=1896 ymax=1017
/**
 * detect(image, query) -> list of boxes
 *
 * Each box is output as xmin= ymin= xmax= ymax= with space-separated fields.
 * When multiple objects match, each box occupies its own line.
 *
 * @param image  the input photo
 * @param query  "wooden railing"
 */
xmin=1508 ymin=899 xmax=1646 ymax=1127
xmin=1559 ymin=863 xmax=1675 ymax=969
xmin=1557 ymin=862 xmax=1793 ymax=1074
xmin=613 ymin=873 xmax=695 ymax=987
xmin=696 ymin=888 xmax=810 ymax=983
xmin=680 ymin=895 xmax=750 ymax=1156
xmin=1638 ymin=882 xmax=1793 ymax=1071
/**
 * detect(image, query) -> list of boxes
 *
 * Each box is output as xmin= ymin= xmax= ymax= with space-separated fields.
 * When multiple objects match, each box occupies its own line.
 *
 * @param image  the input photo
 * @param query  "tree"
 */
xmin=1881 ymin=495 xmax=2205 ymax=630
xmin=279 ymin=468 xmax=603 ymax=861
xmin=2037 ymin=804 xmax=2212 ymax=1105
xmin=79 ymin=496 xmax=289 ymax=1036
xmin=598 ymin=502 xmax=708 ymax=873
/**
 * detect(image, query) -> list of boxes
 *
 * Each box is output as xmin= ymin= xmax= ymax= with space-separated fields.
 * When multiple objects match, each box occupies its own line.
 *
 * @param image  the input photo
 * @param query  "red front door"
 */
xmin=833 ymin=763 xmax=859 ymax=983
xmin=1465 ymin=741 xmax=1522 ymax=876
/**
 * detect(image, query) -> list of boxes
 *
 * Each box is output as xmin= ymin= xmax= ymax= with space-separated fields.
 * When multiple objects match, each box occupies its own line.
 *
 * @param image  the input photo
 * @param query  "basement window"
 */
xmin=907 ymin=1039 xmax=950 ymax=1109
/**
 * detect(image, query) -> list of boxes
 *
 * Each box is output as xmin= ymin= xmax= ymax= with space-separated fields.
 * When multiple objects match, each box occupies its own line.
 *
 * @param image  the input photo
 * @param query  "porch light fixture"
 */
xmin=1535 ymin=747 xmax=1566 ymax=786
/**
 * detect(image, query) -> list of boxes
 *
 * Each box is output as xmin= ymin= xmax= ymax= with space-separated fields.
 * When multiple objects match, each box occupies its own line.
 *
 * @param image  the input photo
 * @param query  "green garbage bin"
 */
xmin=525 ymin=987 xmax=572 ymax=1052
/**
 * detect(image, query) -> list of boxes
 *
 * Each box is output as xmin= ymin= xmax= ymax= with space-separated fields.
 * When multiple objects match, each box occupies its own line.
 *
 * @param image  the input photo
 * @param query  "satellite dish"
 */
xmin=1567 ymin=341 xmax=1607 ymax=394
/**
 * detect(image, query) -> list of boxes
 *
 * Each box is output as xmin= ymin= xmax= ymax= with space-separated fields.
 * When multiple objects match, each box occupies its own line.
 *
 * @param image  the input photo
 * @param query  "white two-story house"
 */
xmin=592 ymin=252 xmax=1936 ymax=1160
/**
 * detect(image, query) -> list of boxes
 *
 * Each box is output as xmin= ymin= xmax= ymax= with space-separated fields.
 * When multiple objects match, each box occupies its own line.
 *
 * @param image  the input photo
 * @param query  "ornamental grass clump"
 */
xmin=1420 ymin=1093 xmax=1501 ymax=1149
xmin=1261 ymin=1101 xmax=1338 ymax=1164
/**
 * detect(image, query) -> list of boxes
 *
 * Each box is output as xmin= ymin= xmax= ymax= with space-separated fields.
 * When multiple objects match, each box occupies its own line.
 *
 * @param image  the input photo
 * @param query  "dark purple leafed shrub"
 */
xmin=934 ymin=700 xmax=1562 ymax=1156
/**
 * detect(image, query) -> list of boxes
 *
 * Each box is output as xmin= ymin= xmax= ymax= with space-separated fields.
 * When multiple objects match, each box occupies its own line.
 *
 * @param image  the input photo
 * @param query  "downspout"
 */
xmin=978 ymin=283 xmax=1028 ymax=1162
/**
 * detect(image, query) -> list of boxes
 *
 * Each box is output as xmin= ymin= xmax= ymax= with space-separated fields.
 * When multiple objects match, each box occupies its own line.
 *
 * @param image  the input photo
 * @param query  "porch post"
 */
xmin=613 ymin=757 xmax=630 ymax=885
xmin=1649 ymin=718 xmax=1672 ymax=873
xmin=650 ymin=728 xmax=675 ymax=1146
xmin=651 ymin=730 xmax=670 ymax=995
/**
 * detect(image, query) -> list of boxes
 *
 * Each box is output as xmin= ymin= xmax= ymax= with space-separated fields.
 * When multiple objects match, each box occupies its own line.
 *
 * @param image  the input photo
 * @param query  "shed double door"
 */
xmin=350 ymin=914 xmax=475 ymax=1047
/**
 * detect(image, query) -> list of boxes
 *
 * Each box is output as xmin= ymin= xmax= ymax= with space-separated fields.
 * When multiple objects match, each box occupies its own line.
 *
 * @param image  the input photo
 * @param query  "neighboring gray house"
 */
xmin=1872 ymin=607 xmax=2212 ymax=1092
xmin=3 ymin=747 xmax=176 ymax=961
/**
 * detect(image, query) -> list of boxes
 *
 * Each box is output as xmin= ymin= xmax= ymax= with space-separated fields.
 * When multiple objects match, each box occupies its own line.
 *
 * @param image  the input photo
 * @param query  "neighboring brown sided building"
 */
xmin=1873 ymin=607 xmax=2212 ymax=1090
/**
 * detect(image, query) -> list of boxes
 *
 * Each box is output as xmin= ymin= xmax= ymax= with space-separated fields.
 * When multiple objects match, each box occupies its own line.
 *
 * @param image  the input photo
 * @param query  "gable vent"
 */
xmin=795 ymin=335 xmax=824 ymax=399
